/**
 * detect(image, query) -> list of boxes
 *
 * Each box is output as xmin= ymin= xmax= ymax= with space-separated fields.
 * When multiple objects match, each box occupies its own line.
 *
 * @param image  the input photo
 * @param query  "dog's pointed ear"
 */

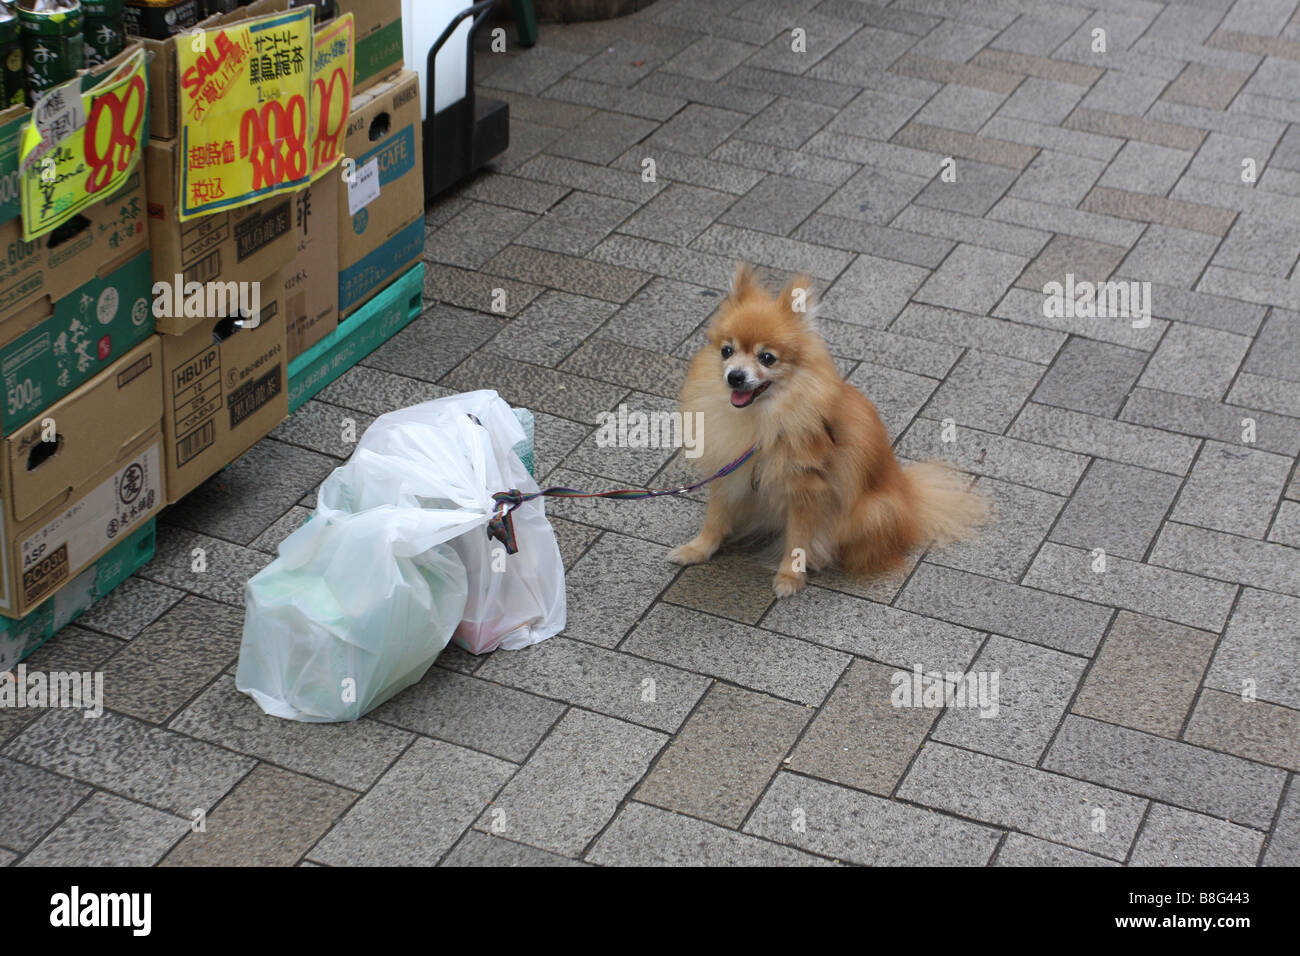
xmin=779 ymin=275 xmax=815 ymax=319
xmin=728 ymin=262 xmax=762 ymax=303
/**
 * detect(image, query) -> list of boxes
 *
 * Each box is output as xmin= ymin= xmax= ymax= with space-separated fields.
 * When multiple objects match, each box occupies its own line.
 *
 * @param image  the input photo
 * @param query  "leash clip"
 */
xmin=487 ymin=489 xmax=523 ymax=555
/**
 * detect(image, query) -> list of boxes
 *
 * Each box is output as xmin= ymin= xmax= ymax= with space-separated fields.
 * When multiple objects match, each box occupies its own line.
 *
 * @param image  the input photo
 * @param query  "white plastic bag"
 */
xmin=236 ymin=391 xmax=566 ymax=722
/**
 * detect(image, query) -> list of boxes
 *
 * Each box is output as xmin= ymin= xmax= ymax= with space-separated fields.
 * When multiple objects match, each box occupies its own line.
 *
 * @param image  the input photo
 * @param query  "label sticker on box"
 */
xmin=347 ymin=158 xmax=380 ymax=216
xmin=18 ymin=443 xmax=161 ymax=608
xmin=30 ymin=82 xmax=87 ymax=156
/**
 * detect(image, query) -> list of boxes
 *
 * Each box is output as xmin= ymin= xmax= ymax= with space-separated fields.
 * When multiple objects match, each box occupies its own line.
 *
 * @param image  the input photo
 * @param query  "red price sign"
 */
xmin=311 ymin=66 xmax=349 ymax=174
xmin=239 ymin=94 xmax=309 ymax=190
xmin=84 ymin=73 xmax=145 ymax=194
xmin=19 ymin=48 xmax=148 ymax=240
xmin=177 ymin=7 xmax=315 ymax=219
xmin=309 ymin=13 xmax=354 ymax=180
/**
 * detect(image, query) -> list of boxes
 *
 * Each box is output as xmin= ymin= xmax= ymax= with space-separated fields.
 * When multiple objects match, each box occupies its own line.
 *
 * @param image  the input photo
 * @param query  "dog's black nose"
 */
xmin=727 ymin=369 xmax=746 ymax=388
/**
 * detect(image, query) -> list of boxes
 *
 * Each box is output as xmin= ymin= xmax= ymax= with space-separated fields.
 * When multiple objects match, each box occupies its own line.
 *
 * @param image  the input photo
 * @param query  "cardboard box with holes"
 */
xmin=337 ymin=0 xmax=403 ymax=95
xmin=0 ymin=41 xmax=154 ymax=434
xmin=0 ymin=336 xmax=163 ymax=618
xmin=159 ymin=271 xmax=288 ymax=503
xmin=338 ymin=68 xmax=423 ymax=320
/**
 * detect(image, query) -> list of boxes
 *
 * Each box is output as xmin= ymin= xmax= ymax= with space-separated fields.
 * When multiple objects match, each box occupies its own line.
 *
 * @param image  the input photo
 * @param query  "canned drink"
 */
xmin=122 ymin=0 xmax=198 ymax=40
xmin=17 ymin=0 xmax=85 ymax=104
xmin=82 ymin=0 xmax=123 ymax=67
xmin=0 ymin=2 xmax=23 ymax=109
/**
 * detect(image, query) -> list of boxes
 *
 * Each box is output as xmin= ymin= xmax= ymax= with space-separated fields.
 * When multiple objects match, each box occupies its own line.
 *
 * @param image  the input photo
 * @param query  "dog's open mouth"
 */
xmin=730 ymin=382 xmax=770 ymax=408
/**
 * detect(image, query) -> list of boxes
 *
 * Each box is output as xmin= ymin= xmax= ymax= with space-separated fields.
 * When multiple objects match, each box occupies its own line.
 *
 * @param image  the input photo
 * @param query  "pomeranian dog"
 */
xmin=670 ymin=264 xmax=990 ymax=598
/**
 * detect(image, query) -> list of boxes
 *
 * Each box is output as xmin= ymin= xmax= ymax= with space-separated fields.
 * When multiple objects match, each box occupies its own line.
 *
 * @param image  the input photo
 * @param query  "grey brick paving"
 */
xmin=588 ymin=801 xmax=830 ymax=866
xmin=1073 ymin=612 xmax=1218 ymax=739
xmin=1203 ymin=587 xmax=1300 ymax=711
xmin=9 ymin=1 xmax=1300 ymax=867
xmin=896 ymin=562 xmax=1112 ymax=656
xmin=897 ymin=742 xmax=1146 ymax=860
xmin=1172 ymin=442 xmax=1293 ymax=538
xmin=20 ymin=793 xmax=189 ymax=868
xmin=746 ymin=771 xmax=1001 ymax=866
xmin=1129 ymin=804 xmax=1265 ymax=867
xmin=930 ymin=634 xmax=1087 ymax=765
xmin=171 ymin=676 xmax=413 ymax=791
xmin=995 ymin=833 xmax=1118 ymax=867
xmin=1023 ymin=541 xmax=1238 ymax=632
xmin=1265 ymin=782 xmax=1300 ymax=866
xmin=1044 ymin=715 xmax=1286 ymax=829
xmin=471 ymin=708 xmax=664 ymax=856
xmin=162 ymin=764 xmax=355 ymax=867
xmin=930 ymin=477 xmax=1064 ymax=581
xmin=634 ymin=683 xmax=809 ymax=826
xmin=311 ymin=738 xmax=514 ymax=866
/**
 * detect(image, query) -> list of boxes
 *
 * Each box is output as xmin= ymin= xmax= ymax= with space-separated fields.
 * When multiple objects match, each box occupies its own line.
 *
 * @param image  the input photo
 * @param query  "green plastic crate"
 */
xmin=288 ymin=262 xmax=425 ymax=413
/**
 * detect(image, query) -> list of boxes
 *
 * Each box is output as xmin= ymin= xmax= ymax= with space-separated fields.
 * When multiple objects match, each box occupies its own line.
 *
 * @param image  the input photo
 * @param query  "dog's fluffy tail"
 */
xmin=903 ymin=460 xmax=992 ymax=547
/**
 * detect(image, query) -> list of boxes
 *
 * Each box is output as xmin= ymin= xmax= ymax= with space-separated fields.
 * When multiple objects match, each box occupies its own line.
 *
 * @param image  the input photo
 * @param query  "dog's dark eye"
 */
xmin=758 ymin=352 xmax=777 ymax=366
xmin=721 ymin=345 xmax=734 ymax=359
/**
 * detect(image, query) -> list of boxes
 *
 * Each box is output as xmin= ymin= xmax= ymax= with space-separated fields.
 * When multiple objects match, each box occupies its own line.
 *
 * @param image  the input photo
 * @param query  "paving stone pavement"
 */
xmin=4 ymin=0 xmax=1300 ymax=867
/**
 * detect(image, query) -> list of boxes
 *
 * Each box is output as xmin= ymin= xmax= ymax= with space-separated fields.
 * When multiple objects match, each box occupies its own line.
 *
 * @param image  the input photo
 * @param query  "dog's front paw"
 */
xmin=772 ymin=570 xmax=806 ymax=599
xmin=668 ymin=540 xmax=714 ymax=566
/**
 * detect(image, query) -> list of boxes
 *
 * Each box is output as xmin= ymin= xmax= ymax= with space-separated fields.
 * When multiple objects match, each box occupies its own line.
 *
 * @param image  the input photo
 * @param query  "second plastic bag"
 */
xmin=236 ymin=391 xmax=566 ymax=722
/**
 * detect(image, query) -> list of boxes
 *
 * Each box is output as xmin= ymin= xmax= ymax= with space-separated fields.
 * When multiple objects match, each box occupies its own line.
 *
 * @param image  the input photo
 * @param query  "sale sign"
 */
xmin=177 ymin=7 xmax=315 ymax=221
xmin=17 ymin=48 xmax=147 ymax=241
xmin=310 ymin=13 xmax=353 ymax=181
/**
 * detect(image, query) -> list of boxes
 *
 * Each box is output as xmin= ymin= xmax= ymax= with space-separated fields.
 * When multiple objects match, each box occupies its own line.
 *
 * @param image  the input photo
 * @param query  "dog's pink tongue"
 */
xmin=731 ymin=389 xmax=753 ymax=407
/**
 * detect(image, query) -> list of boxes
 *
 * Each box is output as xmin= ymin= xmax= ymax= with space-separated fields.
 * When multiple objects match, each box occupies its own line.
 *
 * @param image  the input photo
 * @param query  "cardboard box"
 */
xmin=288 ymin=260 xmax=422 ymax=412
xmin=0 ymin=519 xmax=155 ymax=672
xmin=0 ymin=166 xmax=148 ymax=323
xmin=0 ymin=47 xmax=150 ymax=328
xmin=284 ymin=174 xmax=339 ymax=359
xmin=338 ymin=0 xmax=403 ymax=95
xmin=145 ymin=137 xmax=298 ymax=334
xmin=0 ymin=338 xmax=164 ymax=618
xmin=160 ymin=271 xmax=288 ymax=503
xmin=338 ymin=69 xmax=424 ymax=318
xmin=0 ymin=252 xmax=155 ymax=436
xmin=136 ymin=0 xmax=288 ymax=141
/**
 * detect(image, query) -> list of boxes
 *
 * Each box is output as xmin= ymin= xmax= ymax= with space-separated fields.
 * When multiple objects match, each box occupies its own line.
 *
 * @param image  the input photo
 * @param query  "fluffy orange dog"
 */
xmin=671 ymin=264 xmax=990 ymax=598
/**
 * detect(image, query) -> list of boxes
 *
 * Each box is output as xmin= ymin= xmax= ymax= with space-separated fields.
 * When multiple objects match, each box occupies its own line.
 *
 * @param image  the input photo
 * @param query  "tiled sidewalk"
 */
xmin=4 ymin=0 xmax=1300 ymax=866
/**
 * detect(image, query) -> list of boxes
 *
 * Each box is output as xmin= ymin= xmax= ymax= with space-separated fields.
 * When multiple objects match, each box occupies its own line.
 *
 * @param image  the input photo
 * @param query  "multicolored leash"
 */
xmin=487 ymin=445 xmax=758 ymax=554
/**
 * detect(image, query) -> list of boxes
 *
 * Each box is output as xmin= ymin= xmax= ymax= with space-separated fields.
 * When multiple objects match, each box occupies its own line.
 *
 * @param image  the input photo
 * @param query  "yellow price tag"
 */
xmin=177 ymin=7 xmax=315 ymax=220
xmin=310 ymin=13 xmax=353 ymax=181
xmin=18 ymin=49 xmax=147 ymax=242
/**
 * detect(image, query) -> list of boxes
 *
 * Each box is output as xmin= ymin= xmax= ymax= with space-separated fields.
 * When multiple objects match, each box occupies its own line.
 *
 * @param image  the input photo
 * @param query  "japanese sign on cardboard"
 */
xmin=177 ymin=6 xmax=314 ymax=220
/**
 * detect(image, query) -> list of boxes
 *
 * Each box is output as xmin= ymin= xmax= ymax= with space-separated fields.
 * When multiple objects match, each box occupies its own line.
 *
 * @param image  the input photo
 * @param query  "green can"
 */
xmin=0 ymin=3 xmax=23 ymax=109
xmin=17 ymin=0 xmax=84 ymax=105
xmin=82 ymin=0 xmax=122 ymax=67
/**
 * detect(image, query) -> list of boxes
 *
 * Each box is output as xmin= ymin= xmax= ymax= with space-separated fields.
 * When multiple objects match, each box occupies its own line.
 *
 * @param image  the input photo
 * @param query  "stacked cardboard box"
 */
xmin=0 ymin=338 xmax=164 ymax=618
xmin=338 ymin=68 xmax=423 ymax=320
xmin=0 ymin=43 xmax=163 ymax=623
xmin=337 ymin=0 xmax=404 ymax=96
xmin=285 ymin=1 xmax=408 ymax=353
xmin=130 ymin=0 xmax=299 ymax=504
xmin=284 ymin=175 xmax=340 ymax=358
xmin=0 ymin=1 xmax=421 ymax=647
